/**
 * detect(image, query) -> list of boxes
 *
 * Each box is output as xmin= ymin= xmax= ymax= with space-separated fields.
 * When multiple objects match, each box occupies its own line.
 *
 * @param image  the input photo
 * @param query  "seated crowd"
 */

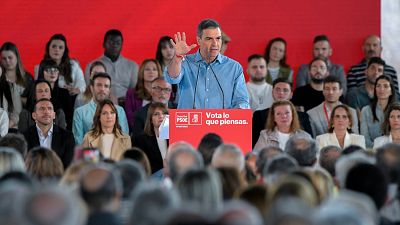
xmin=0 ymin=24 xmax=400 ymax=225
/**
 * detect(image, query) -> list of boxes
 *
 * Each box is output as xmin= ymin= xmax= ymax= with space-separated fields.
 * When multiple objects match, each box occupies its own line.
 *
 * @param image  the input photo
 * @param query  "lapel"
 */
xmin=51 ymin=126 xmax=59 ymax=152
xmin=30 ymin=126 xmax=40 ymax=147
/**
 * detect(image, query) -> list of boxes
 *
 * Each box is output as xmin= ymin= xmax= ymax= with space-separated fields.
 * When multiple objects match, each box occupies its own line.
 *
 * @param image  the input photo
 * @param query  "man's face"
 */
xmin=91 ymin=77 xmax=111 ymax=102
xmin=273 ymin=82 xmax=292 ymax=101
xmin=32 ymin=101 xmax=56 ymax=126
xmin=151 ymin=80 xmax=172 ymax=104
xmin=363 ymin=36 xmax=382 ymax=60
xmin=247 ymin=58 xmax=267 ymax=82
xmin=104 ymin=35 xmax=122 ymax=57
xmin=197 ymin=28 xmax=222 ymax=62
xmin=365 ymin=63 xmax=384 ymax=85
xmin=309 ymin=60 xmax=329 ymax=83
xmin=35 ymin=82 xmax=52 ymax=100
xmin=323 ymin=82 xmax=342 ymax=103
xmin=313 ymin=41 xmax=332 ymax=60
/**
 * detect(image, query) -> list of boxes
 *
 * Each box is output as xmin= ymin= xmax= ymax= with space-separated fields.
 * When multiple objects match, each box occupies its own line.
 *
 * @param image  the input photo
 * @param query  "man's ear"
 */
xmin=196 ymin=36 xmax=201 ymax=45
xmin=32 ymin=112 xmax=37 ymax=121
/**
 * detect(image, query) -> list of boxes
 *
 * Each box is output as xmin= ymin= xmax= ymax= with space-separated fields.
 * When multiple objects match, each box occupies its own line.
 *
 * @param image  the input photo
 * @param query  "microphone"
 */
xmin=192 ymin=61 xmax=201 ymax=109
xmin=206 ymin=50 xmax=225 ymax=109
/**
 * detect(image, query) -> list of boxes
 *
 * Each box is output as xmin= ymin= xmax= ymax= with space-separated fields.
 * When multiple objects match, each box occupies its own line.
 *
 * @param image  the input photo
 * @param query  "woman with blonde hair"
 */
xmin=254 ymin=100 xmax=310 ymax=152
xmin=316 ymin=105 xmax=365 ymax=150
xmin=83 ymin=99 xmax=131 ymax=161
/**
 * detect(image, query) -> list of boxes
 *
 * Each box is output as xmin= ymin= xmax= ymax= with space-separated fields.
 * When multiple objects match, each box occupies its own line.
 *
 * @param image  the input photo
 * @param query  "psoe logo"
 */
xmin=176 ymin=113 xmax=189 ymax=125
xmin=189 ymin=112 xmax=202 ymax=125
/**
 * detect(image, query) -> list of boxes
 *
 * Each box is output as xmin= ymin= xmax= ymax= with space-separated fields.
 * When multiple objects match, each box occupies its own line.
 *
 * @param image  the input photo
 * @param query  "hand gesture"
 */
xmin=170 ymin=32 xmax=197 ymax=56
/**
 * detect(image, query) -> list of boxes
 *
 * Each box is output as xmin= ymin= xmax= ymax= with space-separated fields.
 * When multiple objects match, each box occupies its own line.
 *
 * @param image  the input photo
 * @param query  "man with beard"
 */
xmin=291 ymin=57 xmax=329 ymax=112
xmin=296 ymin=35 xmax=347 ymax=95
xmin=307 ymin=76 xmax=358 ymax=137
xmin=85 ymin=29 xmax=139 ymax=105
xmin=246 ymin=54 xmax=273 ymax=112
xmin=347 ymin=35 xmax=398 ymax=92
xmin=345 ymin=57 xmax=386 ymax=112
xmin=131 ymin=77 xmax=172 ymax=137
xmin=73 ymin=72 xmax=128 ymax=145
xmin=23 ymin=98 xmax=75 ymax=168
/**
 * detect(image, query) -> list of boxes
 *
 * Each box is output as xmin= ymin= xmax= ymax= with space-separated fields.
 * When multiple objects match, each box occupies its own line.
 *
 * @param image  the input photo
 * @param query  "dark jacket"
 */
xmin=23 ymin=125 xmax=75 ymax=168
xmin=133 ymin=133 xmax=168 ymax=174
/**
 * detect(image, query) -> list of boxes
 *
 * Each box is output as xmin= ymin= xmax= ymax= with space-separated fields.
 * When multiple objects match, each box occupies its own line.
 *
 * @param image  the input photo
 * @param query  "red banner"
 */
xmin=170 ymin=109 xmax=252 ymax=154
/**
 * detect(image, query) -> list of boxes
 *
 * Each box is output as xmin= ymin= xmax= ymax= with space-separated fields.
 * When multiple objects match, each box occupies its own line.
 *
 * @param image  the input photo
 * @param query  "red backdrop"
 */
xmin=0 ymin=0 xmax=380 ymax=81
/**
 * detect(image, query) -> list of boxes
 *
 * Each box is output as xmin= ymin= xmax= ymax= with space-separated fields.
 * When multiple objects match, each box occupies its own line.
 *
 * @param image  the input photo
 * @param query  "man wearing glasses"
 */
xmin=131 ymin=77 xmax=173 ymax=137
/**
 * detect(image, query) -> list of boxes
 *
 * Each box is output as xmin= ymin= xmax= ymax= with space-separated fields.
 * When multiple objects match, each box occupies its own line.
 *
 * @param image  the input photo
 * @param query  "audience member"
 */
xmin=23 ymin=98 xmax=75 ymax=168
xmin=318 ymin=145 xmax=341 ymax=177
xmin=198 ymin=133 xmax=223 ymax=166
xmin=18 ymin=80 xmax=66 ymax=132
xmin=122 ymin=147 xmax=152 ymax=177
xmin=167 ymin=145 xmax=204 ymax=183
xmin=0 ymin=133 xmax=28 ymax=157
xmin=252 ymin=78 xmax=313 ymax=147
xmin=347 ymin=35 xmax=398 ymax=92
xmin=125 ymin=59 xmax=162 ymax=129
xmin=0 ymin=147 xmax=25 ymax=176
xmin=307 ymin=76 xmax=358 ymax=137
xmin=74 ymin=60 xmax=106 ymax=109
xmin=79 ymin=165 xmax=123 ymax=225
xmin=255 ymin=146 xmax=283 ymax=179
xmin=246 ymin=54 xmax=273 ymax=111
xmin=211 ymin=143 xmax=245 ymax=172
xmin=177 ymin=168 xmax=222 ymax=212
xmin=373 ymin=103 xmax=400 ymax=149
xmin=266 ymin=197 xmax=314 ymax=225
xmin=216 ymin=167 xmax=247 ymax=200
xmin=25 ymin=146 xmax=65 ymax=181
xmin=263 ymin=37 xmax=293 ymax=84
xmin=237 ymin=184 xmax=270 ymax=220
xmin=85 ymin=29 xmax=139 ymax=105
xmin=296 ymin=35 xmax=347 ymax=94
xmin=220 ymin=30 xmax=231 ymax=55
xmin=262 ymin=154 xmax=298 ymax=184
xmin=132 ymin=102 xmax=168 ymax=174
xmin=361 ymin=75 xmax=396 ymax=148
xmin=316 ymin=105 xmax=365 ymax=150
xmin=292 ymin=57 xmax=329 ymax=112
xmin=285 ymin=133 xmax=318 ymax=167
xmin=216 ymin=200 xmax=263 ymax=225
xmin=73 ymin=72 xmax=129 ymax=144
xmin=253 ymin=100 xmax=311 ymax=152
xmin=82 ymin=99 xmax=131 ymax=161
xmin=131 ymin=77 xmax=172 ymax=137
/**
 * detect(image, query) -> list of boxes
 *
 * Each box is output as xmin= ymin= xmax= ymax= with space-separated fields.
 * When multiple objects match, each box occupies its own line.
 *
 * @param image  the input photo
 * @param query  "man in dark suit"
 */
xmin=252 ymin=78 xmax=313 ymax=148
xmin=131 ymin=77 xmax=172 ymax=137
xmin=23 ymin=98 xmax=75 ymax=168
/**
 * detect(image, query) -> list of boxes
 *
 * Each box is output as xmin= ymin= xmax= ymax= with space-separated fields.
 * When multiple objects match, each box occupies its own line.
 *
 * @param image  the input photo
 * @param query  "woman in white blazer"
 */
xmin=316 ymin=105 xmax=365 ymax=150
xmin=374 ymin=103 xmax=400 ymax=149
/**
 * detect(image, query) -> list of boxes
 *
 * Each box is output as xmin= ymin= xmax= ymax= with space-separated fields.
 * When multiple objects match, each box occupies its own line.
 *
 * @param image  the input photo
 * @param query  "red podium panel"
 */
xmin=170 ymin=109 xmax=252 ymax=154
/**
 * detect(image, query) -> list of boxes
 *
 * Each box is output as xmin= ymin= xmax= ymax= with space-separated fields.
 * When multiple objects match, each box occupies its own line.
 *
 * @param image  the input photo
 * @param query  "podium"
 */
xmin=169 ymin=109 xmax=252 ymax=154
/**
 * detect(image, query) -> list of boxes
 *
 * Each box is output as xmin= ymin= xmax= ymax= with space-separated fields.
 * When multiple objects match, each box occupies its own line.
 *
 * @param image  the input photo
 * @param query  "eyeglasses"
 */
xmin=44 ymin=68 xmax=59 ymax=73
xmin=152 ymin=86 xmax=172 ymax=94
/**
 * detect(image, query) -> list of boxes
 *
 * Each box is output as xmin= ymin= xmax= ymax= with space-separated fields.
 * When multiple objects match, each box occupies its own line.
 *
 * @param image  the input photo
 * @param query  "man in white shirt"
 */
xmin=246 ymin=54 xmax=273 ymax=112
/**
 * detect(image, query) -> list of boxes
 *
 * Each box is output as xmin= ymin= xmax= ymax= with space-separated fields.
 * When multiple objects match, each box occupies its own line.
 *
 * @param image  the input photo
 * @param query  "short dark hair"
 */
xmin=285 ymin=134 xmax=317 ymax=167
xmin=113 ymin=160 xmax=145 ymax=199
xmin=313 ymin=35 xmax=330 ymax=44
xmin=103 ymin=29 xmax=123 ymax=44
xmin=33 ymin=98 xmax=53 ymax=112
xmin=319 ymin=145 xmax=341 ymax=177
xmin=345 ymin=163 xmax=388 ymax=210
xmin=247 ymin=54 xmax=264 ymax=63
xmin=90 ymin=72 xmax=112 ymax=86
xmin=367 ymin=57 xmax=385 ymax=68
xmin=37 ymin=59 xmax=59 ymax=80
xmin=0 ymin=133 xmax=28 ymax=157
xmin=308 ymin=57 xmax=328 ymax=70
xmin=323 ymin=75 xmax=342 ymax=89
xmin=198 ymin=133 xmax=223 ymax=166
xmin=197 ymin=19 xmax=220 ymax=37
xmin=272 ymin=78 xmax=292 ymax=89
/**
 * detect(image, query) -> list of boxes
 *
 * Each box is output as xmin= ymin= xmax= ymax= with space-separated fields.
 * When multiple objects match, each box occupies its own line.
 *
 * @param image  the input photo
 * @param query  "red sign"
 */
xmin=170 ymin=109 xmax=252 ymax=154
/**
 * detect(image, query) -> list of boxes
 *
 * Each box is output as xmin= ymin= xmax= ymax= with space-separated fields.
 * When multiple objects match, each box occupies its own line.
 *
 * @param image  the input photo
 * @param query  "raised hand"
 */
xmin=170 ymin=32 xmax=197 ymax=56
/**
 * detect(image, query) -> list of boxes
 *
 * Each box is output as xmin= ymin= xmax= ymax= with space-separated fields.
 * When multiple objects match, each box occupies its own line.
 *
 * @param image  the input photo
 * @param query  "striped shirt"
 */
xmin=347 ymin=59 xmax=398 ymax=92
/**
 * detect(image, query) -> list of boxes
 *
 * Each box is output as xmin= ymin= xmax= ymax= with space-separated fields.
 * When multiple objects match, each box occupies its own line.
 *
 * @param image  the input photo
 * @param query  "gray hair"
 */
xmin=217 ymin=199 xmax=263 ymax=225
xmin=168 ymin=146 xmax=204 ymax=182
xmin=0 ymin=133 xmax=28 ymax=157
xmin=262 ymin=154 xmax=298 ymax=184
xmin=335 ymin=152 xmax=375 ymax=188
xmin=129 ymin=182 xmax=180 ymax=225
xmin=265 ymin=197 xmax=313 ymax=225
xmin=0 ymin=147 xmax=25 ymax=176
xmin=177 ymin=168 xmax=222 ymax=213
xmin=113 ymin=159 xmax=146 ymax=199
xmin=197 ymin=19 xmax=220 ymax=37
xmin=212 ymin=144 xmax=245 ymax=171
xmin=19 ymin=185 xmax=86 ymax=225
xmin=319 ymin=145 xmax=341 ymax=177
xmin=285 ymin=134 xmax=317 ymax=167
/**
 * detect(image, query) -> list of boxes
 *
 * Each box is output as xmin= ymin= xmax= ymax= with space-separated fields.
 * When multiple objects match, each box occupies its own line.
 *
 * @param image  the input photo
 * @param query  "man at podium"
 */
xmin=165 ymin=19 xmax=249 ymax=109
